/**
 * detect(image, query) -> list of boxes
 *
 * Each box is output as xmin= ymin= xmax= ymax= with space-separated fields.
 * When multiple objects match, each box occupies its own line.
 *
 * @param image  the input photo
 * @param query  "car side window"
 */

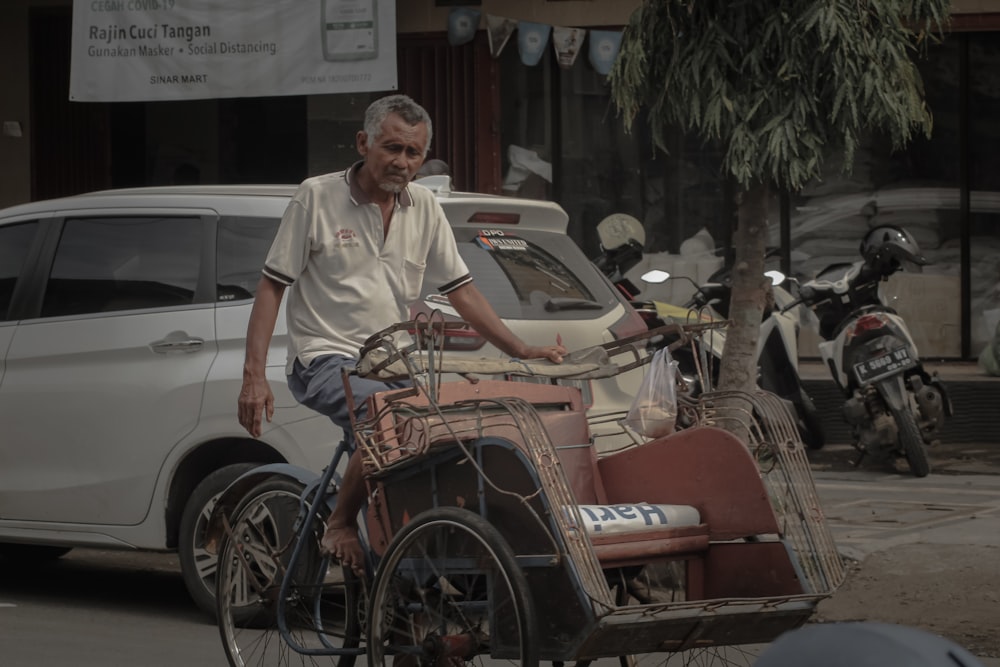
xmin=216 ymin=216 xmax=279 ymax=302
xmin=0 ymin=221 xmax=39 ymax=321
xmin=41 ymin=216 xmax=202 ymax=317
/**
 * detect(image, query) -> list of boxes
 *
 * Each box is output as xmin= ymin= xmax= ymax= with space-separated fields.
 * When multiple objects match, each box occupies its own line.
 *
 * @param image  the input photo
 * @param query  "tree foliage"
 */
xmin=610 ymin=0 xmax=951 ymax=192
xmin=608 ymin=0 xmax=951 ymax=405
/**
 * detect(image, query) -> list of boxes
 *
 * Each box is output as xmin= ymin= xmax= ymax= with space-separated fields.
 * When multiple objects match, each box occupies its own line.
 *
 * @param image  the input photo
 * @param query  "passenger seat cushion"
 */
xmin=567 ymin=503 xmax=702 ymax=536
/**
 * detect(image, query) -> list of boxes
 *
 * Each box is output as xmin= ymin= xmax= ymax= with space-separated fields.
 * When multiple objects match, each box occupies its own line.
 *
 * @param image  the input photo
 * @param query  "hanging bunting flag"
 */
xmin=589 ymin=29 xmax=623 ymax=76
xmin=517 ymin=21 xmax=551 ymax=67
xmin=447 ymin=8 xmax=481 ymax=46
xmin=551 ymin=26 xmax=586 ymax=69
xmin=486 ymin=14 xmax=517 ymax=58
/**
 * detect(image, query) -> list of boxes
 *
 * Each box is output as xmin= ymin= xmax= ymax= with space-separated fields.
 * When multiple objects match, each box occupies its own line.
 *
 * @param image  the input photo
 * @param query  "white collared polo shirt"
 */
xmin=263 ymin=165 xmax=472 ymax=372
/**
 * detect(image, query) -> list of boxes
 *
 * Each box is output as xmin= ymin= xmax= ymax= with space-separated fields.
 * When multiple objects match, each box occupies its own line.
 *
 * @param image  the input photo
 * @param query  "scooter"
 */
xmin=636 ymin=260 xmax=826 ymax=449
xmin=786 ymin=225 xmax=951 ymax=477
xmin=593 ymin=215 xmax=825 ymax=448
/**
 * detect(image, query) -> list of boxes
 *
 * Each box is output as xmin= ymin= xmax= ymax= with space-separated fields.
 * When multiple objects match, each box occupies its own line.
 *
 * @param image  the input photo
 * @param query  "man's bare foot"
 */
xmin=321 ymin=522 xmax=365 ymax=576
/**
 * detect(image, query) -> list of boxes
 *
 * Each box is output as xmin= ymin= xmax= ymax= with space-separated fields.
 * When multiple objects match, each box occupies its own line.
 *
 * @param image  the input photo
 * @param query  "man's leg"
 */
xmin=288 ymin=354 xmax=408 ymax=575
xmin=320 ymin=448 xmax=367 ymax=576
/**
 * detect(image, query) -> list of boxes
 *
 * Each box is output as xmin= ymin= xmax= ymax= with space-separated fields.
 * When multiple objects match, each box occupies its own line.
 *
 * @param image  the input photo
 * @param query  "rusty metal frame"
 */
xmin=345 ymin=317 xmax=847 ymax=659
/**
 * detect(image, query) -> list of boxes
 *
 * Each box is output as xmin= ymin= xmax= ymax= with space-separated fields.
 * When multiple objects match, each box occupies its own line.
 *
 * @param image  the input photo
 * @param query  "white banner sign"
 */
xmin=70 ymin=0 xmax=397 ymax=102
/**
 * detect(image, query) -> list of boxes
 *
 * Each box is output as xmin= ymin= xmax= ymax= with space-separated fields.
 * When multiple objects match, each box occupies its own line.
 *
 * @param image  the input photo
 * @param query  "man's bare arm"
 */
xmin=238 ymin=275 xmax=287 ymax=437
xmin=446 ymin=282 xmax=565 ymax=363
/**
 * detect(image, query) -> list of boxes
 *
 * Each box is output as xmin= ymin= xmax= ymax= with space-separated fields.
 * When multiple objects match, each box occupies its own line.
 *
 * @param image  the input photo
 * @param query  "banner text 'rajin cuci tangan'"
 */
xmin=70 ymin=0 xmax=397 ymax=102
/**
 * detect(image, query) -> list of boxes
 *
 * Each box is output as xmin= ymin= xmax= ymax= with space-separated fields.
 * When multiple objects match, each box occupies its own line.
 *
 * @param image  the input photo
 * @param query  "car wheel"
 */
xmin=0 ymin=544 xmax=72 ymax=564
xmin=178 ymin=462 xmax=261 ymax=618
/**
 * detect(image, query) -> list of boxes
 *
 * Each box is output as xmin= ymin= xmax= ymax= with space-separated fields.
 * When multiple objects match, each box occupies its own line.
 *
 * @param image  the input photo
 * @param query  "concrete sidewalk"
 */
xmin=812 ymin=466 xmax=1000 ymax=560
xmin=810 ymin=463 xmax=1000 ymax=665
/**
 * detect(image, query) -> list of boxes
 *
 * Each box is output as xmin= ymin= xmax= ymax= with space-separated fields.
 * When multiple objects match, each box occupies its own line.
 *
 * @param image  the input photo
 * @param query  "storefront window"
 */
xmin=499 ymin=48 xmax=555 ymax=203
xmin=307 ymin=94 xmax=377 ymax=176
xmin=498 ymin=44 xmax=733 ymax=306
xmin=969 ymin=34 xmax=1000 ymax=357
xmin=497 ymin=30 xmax=1000 ymax=359
xmin=785 ymin=37 xmax=963 ymax=359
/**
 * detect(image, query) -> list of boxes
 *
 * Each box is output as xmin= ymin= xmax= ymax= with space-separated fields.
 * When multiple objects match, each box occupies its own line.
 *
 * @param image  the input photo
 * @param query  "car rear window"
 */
xmin=445 ymin=228 xmax=616 ymax=320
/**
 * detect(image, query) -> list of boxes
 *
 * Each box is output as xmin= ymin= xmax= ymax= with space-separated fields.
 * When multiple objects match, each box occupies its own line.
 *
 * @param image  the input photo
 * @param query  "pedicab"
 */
xmin=207 ymin=314 xmax=846 ymax=667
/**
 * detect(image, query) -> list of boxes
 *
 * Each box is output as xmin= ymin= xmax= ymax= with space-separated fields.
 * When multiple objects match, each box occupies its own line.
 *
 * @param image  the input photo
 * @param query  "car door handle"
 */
xmin=150 ymin=332 xmax=205 ymax=353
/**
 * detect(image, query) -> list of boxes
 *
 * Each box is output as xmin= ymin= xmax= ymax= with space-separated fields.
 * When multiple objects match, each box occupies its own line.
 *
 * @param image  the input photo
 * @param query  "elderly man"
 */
xmin=237 ymin=94 xmax=565 ymax=574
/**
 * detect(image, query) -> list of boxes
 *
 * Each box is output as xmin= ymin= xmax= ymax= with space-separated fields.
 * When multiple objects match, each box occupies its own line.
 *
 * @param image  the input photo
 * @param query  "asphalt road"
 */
xmin=0 ymin=549 xmax=223 ymax=666
xmin=2 ymin=441 xmax=998 ymax=666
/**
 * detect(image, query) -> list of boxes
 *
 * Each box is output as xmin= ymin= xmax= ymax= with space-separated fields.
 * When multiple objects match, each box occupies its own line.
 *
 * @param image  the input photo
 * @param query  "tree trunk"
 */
xmin=716 ymin=182 xmax=771 ymax=437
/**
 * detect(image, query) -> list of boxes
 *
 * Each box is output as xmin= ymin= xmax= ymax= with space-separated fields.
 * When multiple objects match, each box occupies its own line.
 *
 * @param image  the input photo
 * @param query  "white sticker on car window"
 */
xmin=475 ymin=233 xmax=528 ymax=252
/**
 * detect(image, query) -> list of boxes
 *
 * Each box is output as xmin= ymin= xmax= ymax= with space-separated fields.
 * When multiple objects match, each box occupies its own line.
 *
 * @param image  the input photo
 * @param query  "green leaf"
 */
xmin=609 ymin=0 xmax=951 ymax=191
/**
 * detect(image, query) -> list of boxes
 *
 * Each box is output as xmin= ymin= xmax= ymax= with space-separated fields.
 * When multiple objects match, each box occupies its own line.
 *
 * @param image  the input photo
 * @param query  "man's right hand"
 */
xmin=238 ymin=375 xmax=274 ymax=438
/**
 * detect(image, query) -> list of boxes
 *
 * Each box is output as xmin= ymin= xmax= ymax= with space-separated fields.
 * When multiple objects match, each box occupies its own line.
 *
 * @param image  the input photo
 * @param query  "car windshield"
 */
xmin=436 ymin=228 xmax=613 ymax=319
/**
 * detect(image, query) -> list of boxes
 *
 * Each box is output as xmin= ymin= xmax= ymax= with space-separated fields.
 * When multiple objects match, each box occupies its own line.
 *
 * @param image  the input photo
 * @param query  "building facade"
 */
xmin=2 ymin=0 xmax=999 ymax=359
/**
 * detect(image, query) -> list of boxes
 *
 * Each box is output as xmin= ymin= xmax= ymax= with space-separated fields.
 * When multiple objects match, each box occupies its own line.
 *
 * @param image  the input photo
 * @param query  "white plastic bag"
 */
xmin=624 ymin=347 xmax=678 ymax=438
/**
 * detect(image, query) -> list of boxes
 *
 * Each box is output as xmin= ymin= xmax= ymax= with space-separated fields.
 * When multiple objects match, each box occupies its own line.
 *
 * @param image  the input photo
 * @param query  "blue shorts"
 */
xmin=288 ymin=354 xmax=410 ymax=447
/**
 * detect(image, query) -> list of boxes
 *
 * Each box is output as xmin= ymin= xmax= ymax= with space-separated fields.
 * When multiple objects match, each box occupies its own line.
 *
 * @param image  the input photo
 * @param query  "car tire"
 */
xmin=178 ymin=462 xmax=261 ymax=619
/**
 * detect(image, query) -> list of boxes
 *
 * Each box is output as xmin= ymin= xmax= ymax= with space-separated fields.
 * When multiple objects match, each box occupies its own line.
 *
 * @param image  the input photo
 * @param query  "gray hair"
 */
xmin=364 ymin=94 xmax=433 ymax=156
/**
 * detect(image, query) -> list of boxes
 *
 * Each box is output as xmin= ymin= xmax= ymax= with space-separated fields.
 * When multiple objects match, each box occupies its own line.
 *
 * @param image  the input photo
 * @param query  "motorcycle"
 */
xmin=786 ymin=225 xmax=951 ymax=477
xmin=635 ymin=259 xmax=826 ymax=449
xmin=593 ymin=215 xmax=825 ymax=449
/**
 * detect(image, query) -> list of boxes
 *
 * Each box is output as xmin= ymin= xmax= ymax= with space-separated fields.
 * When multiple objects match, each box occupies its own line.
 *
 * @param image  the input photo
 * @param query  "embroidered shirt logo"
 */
xmin=334 ymin=228 xmax=359 ymax=248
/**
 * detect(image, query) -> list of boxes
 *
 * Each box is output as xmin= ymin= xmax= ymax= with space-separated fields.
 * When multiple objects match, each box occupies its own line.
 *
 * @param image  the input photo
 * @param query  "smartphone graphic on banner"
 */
xmin=322 ymin=0 xmax=378 ymax=61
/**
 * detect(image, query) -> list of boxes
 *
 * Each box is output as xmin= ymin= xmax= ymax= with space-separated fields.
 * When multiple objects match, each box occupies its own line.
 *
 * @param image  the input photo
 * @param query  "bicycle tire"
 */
xmin=366 ymin=506 xmax=539 ymax=667
xmin=216 ymin=476 xmax=363 ymax=667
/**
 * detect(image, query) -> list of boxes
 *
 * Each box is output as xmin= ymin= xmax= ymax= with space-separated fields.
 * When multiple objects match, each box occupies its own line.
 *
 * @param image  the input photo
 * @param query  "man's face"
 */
xmin=357 ymin=113 xmax=428 ymax=194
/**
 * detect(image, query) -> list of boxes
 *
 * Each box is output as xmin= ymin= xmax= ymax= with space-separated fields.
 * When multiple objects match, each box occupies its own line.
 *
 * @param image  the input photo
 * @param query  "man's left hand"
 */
xmin=522 ymin=344 xmax=566 ymax=364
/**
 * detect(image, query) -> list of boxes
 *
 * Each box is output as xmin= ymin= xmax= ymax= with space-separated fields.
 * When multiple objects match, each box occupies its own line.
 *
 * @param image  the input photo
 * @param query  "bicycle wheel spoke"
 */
xmin=217 ymin=477 xmax=362 ymax=667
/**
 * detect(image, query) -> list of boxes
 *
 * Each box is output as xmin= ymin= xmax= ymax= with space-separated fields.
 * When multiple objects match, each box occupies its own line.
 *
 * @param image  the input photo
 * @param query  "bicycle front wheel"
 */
xmin=216 ymin=477 xmax=363 ymax=667
xmin=366 ymin=506 xmax=539 ymax=667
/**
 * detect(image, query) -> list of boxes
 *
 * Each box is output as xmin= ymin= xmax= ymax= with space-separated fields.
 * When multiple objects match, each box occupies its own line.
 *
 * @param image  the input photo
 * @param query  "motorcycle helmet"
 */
xmin=595 ymin=213 xmax=645 ymax=278
xmin=859 ymin=225 xmax=929 ymax=275
xmin=754 ymin=622 xmax=985 ymax=667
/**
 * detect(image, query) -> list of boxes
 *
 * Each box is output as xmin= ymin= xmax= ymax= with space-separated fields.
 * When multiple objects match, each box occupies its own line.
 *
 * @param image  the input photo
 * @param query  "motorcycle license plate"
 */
xmin=853 ymin=347 xmax=916 ymax=384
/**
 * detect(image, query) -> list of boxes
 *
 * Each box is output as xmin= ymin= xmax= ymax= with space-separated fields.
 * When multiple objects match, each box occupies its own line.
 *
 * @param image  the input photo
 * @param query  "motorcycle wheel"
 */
xmin=891 ymin=406 xmax=931 ymax=478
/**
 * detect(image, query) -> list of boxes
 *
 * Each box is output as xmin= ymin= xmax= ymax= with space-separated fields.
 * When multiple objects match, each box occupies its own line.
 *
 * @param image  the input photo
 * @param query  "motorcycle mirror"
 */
xmin=765 ymin=269 xmax=786 ymax=286
xmin=641 ymin=269 xmax=670 ymax=284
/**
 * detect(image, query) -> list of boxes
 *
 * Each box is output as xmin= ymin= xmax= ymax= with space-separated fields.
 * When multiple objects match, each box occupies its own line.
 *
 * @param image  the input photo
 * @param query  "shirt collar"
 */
xmin=344 ymin=160 xmax=414 ymax=208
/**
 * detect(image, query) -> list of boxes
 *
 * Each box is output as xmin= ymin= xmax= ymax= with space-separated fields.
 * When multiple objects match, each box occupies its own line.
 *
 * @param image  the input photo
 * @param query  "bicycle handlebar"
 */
xmin=354 ymin=316 xmax=726 ymax=382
